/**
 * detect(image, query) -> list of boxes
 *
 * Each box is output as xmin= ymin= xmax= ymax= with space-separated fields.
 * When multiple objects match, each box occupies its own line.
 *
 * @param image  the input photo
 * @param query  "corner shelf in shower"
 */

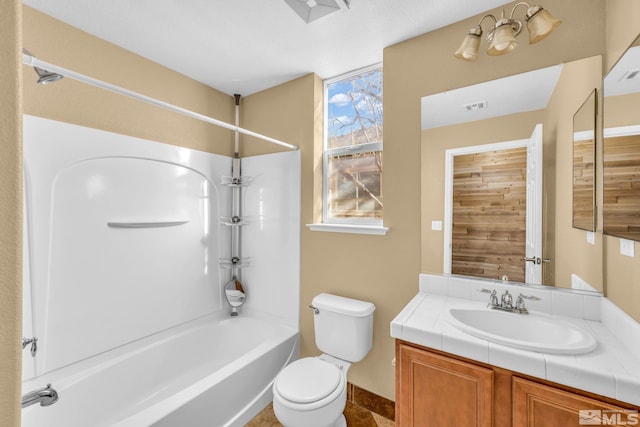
xmin=219 ymin=257 xmax=251 ymax=269
xmin=107 ymin=220 xmax=190 ymax=228
xmin=220 ymin=216 xmax=248 ymax=227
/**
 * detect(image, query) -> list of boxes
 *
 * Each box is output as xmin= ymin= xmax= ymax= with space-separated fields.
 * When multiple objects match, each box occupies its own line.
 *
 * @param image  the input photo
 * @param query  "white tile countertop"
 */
xmin=390 ymin=274 xmax=640 ymax=406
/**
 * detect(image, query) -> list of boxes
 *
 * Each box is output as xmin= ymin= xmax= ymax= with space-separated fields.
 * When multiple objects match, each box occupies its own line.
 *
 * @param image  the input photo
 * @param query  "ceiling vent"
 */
xmin=284 ymin=0 xmax=350 ymax=23
xmin=463 ymin=100 xmax=488 ymax=112
xmin=620 ymin=69 xmax=640 ymax=81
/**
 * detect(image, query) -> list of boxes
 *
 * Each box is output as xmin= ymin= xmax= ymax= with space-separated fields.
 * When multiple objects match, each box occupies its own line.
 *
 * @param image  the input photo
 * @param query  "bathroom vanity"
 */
xmin=396 ymin=341 xmax=636 ymax=426
xmin=391 ymin=275 xmax=640 ymax=426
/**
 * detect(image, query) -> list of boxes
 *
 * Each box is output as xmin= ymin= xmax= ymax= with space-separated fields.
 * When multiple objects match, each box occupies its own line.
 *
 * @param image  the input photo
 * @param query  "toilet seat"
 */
xmin=274 ymin=357 xmax=345 ymax=411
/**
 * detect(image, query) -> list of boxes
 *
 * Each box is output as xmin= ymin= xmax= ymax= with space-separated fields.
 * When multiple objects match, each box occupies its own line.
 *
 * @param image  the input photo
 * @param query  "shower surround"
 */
xmin=21 ymin=115 xmax=300 ymax=426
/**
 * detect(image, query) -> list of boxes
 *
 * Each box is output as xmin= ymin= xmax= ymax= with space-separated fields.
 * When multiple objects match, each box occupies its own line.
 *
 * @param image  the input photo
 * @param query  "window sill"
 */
xmin=306 ymin=223 xmax=389 ymax=236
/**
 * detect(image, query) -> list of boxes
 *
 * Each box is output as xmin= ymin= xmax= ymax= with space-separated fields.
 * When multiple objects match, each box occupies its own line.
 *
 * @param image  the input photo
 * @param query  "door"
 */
xmin=444 ymin=124 xmax=543 ymax=284
xmin=396 ymin=342 xmax=493 ymax=427
xmin=512 ymin=377 xmax=630 ymax=427
xmin=524 ymin=124 xmax=543 ymax=284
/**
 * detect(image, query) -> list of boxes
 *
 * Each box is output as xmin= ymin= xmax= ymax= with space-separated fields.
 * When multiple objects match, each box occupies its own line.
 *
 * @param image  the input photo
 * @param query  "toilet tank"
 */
xmin=311 ymin=293 xmax=375 ymax=363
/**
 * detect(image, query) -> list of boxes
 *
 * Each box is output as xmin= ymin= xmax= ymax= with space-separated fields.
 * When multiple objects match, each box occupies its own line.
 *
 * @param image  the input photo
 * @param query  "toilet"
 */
xmin=272 ymin=293 xmax=375 ymax=427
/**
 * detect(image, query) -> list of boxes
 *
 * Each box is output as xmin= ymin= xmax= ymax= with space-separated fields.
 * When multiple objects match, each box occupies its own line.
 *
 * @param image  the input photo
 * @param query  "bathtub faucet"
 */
xmin=22 ymin=384 xmax=59 ymax=409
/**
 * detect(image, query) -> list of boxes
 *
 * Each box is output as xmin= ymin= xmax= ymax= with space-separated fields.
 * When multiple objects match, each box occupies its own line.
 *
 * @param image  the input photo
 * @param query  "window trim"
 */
xmin=322 ymin=63 xmax=383 ymax=226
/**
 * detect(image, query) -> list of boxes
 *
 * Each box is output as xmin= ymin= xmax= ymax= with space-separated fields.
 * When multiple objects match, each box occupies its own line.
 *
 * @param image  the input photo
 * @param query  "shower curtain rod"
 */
xmin=22 ymin=52 xmax=298 ymax=151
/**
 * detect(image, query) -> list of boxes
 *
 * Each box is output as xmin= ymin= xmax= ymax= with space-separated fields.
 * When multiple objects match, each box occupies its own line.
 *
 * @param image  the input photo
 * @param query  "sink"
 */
xmin=446 ymin=307 xmax=597 ymax=355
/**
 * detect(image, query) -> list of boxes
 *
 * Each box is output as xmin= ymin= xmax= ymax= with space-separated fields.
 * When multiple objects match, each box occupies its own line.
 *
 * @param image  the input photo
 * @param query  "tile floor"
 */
xmin=245 ymin=401 xmax=395 ymax=427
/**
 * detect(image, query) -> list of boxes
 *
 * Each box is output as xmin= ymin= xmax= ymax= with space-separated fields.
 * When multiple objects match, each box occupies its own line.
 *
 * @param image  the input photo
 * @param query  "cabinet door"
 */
xmin=513 ymin=377 xmax=632 ymax=427
xmin=396 ymin=342 xmax=493 ymax=427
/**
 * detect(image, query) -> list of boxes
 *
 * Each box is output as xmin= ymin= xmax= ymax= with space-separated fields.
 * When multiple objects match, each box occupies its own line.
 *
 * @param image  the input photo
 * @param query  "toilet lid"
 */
xmin=275 ymin=358 xmax=341 ymax=404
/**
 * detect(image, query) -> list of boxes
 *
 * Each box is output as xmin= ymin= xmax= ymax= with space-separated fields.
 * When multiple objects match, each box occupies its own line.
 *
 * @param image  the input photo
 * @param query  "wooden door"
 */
xmin=451 ymin=146 xmax=528 ymax=282
xmin=513 ymin=377 xmax=631 ymax=427
xmin=396 ymin=342 xmax=493 ymax=427
xmin=445 ymin=124 xmax=543 ymax=284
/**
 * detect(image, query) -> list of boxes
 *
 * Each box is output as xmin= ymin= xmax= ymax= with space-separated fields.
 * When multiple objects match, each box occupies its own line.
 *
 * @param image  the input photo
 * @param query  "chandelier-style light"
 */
xmin=454 ymin=2 xmax=562 ymax=61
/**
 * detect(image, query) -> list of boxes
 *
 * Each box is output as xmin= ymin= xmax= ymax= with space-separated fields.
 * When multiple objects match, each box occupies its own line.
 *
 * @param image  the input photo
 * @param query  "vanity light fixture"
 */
xmin=454 ymin=2 xmax=561 ymax=61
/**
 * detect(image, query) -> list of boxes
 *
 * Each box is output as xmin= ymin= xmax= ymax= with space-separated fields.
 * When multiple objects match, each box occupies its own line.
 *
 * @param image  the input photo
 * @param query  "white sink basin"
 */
xmin=446 ymin=307 xmax=597 ymax=355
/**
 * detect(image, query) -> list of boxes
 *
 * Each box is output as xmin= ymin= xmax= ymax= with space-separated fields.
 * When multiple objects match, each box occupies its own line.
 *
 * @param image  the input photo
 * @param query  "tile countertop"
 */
xmin=390 ymin=274 xmax=640 ymax=407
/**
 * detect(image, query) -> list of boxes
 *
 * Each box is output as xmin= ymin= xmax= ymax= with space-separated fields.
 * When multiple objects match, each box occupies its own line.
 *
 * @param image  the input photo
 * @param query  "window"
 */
xmin=324 ymin=64 xmax=383 ymax=225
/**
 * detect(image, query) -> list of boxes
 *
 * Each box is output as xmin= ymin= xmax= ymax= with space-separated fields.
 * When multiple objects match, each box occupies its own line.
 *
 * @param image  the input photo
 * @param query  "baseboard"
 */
xmin=347 ymin=382 xmax=395 ymax=421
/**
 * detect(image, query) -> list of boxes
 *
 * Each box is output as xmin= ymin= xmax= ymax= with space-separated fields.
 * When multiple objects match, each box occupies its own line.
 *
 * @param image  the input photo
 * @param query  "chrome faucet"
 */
xmin=21 ymin=384 xmax=58 ymax=408
xmin=478 ymin=289 xmax=540 ymax=314
xmin=501 ymin=290 xmax=514 ymax=310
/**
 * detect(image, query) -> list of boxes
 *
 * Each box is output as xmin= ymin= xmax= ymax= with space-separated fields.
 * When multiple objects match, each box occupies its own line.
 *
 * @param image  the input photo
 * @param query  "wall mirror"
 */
xmin=603 ymin=36 xmax=640 ymax=241
xmin=421 ymin=56 xmax=604 ymax=292
xmin=572 ymin=89 xmax=597 ymax=232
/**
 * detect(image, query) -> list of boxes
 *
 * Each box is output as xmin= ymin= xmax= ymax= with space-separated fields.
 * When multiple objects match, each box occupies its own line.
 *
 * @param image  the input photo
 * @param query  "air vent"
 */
xmin=620 ymin=69 xmax=640 ymax=81
xmin=463 ymin=100 xmax=488 ymax=112
xmin=284 ymin=0 xmax=349 ymax=23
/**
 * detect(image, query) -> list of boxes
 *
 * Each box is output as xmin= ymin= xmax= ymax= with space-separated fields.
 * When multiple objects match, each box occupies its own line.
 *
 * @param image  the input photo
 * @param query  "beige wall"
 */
xmin=545 ymin=55 xmax=604 ymax=290
xmin=239 ymin=0 xmax=607 ymax=401
xmin=3 ymin=0 xmax=638 ymax=416
xmin=603 ymin=0 xmax=640 ymax=321
xmin=0 ymin=2 xmax=23 ymax=425
xmin=380 ymin=0 xmax=603 ymax=398
xmin=605 ymin=0 xmax=640 ymax=72
xmin=23 ymin=6 xmax=235 ymax=155
xmin=243 ymin=72 xmax=419 ymax=399
xmin=243 ymin=72 xmax=410 ymax=399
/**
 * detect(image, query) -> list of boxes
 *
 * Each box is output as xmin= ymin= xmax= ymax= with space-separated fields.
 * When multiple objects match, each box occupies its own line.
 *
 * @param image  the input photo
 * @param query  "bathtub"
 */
xmin=21 ymin=312 xmax=298 ymax=427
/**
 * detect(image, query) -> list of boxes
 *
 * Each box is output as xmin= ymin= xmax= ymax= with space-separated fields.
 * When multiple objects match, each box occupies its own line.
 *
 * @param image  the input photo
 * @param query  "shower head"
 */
xmin=33 ymin=67 xmax=64 ymax=85
xmin=22 ymin=49 xmax=64 ymax=85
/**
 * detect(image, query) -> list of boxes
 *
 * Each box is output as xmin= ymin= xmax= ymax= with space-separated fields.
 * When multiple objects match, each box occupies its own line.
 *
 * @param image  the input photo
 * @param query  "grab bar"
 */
xmin=107 ymin=220 xmax=190 ymax=228
xmin=22 ymin=384 xmax=58 ymax=408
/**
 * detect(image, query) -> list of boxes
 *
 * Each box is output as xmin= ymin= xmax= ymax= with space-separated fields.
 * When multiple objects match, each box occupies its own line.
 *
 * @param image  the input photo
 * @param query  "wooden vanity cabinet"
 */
xmin=512 ymin=377 xmax=631 ymax=427
xmin=396 ymin=340 xmax=639 ymax=427
xmin=396 ymin=341 xmax=493 ymax=426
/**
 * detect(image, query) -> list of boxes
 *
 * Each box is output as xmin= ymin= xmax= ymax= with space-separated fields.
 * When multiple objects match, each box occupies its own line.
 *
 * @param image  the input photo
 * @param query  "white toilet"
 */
xmin=272 ymin=293 xmax=375 ymax=427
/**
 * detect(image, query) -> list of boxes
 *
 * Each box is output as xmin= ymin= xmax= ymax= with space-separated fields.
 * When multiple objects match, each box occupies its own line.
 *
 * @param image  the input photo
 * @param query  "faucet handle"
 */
xmin=515 ymin=293 xmax=540 ymax=313
xmin=477 ymin=289 xmax=499 ymax=307
xmin=518 ymin=293 xmax=541 ymax=301
xmin=22 ymin=337 xmax=38 ymax=357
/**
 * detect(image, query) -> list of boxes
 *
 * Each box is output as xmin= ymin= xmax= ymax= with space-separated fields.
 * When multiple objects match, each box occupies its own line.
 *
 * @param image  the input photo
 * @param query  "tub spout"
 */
xmin=230 ymin=307 xmax=239 ymax=317
xmin=22 ymin=384 xmax=58 ymax=409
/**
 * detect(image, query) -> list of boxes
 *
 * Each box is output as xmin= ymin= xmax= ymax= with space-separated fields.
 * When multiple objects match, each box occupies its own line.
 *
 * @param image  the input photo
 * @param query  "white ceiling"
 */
xmin=22 ymin=0 xmax=511 ymax=96
xmin=421 ymin=64 xmax=564 ymax=130
xmin=604 ymin=45 xmax=640 ymax=97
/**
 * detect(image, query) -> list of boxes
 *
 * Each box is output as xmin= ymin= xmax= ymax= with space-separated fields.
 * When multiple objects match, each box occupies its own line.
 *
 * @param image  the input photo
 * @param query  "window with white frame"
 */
xmin=324 ymin=64 xmax=383 ymax=224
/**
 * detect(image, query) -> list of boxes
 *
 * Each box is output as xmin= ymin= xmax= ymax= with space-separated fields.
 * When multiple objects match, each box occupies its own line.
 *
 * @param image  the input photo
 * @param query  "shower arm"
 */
xmin=21 ymin=51 xmax=298 ymax=152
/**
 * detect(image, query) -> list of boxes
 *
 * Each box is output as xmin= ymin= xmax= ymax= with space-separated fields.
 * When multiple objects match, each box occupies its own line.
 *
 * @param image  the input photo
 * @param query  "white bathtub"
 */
xmin=21 ymin=312 xmax=298 ymax=427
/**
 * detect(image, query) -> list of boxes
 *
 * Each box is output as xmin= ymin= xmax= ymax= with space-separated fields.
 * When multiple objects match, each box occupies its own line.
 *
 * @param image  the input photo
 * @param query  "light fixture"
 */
xmin=454 ymin=2 xmax=561 ymax=61
xmin=284 ymin=0 xmax=349 ymax=23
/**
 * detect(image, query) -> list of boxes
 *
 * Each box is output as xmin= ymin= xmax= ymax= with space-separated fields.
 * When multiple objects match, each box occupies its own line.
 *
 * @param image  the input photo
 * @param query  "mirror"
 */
xmin=421 ymin=56 xmax=604 ymax=292
xmin=572 ymin=89 xmax=597 ymax=232
xmin=603 ymin=36 xmax=640 ymax=241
